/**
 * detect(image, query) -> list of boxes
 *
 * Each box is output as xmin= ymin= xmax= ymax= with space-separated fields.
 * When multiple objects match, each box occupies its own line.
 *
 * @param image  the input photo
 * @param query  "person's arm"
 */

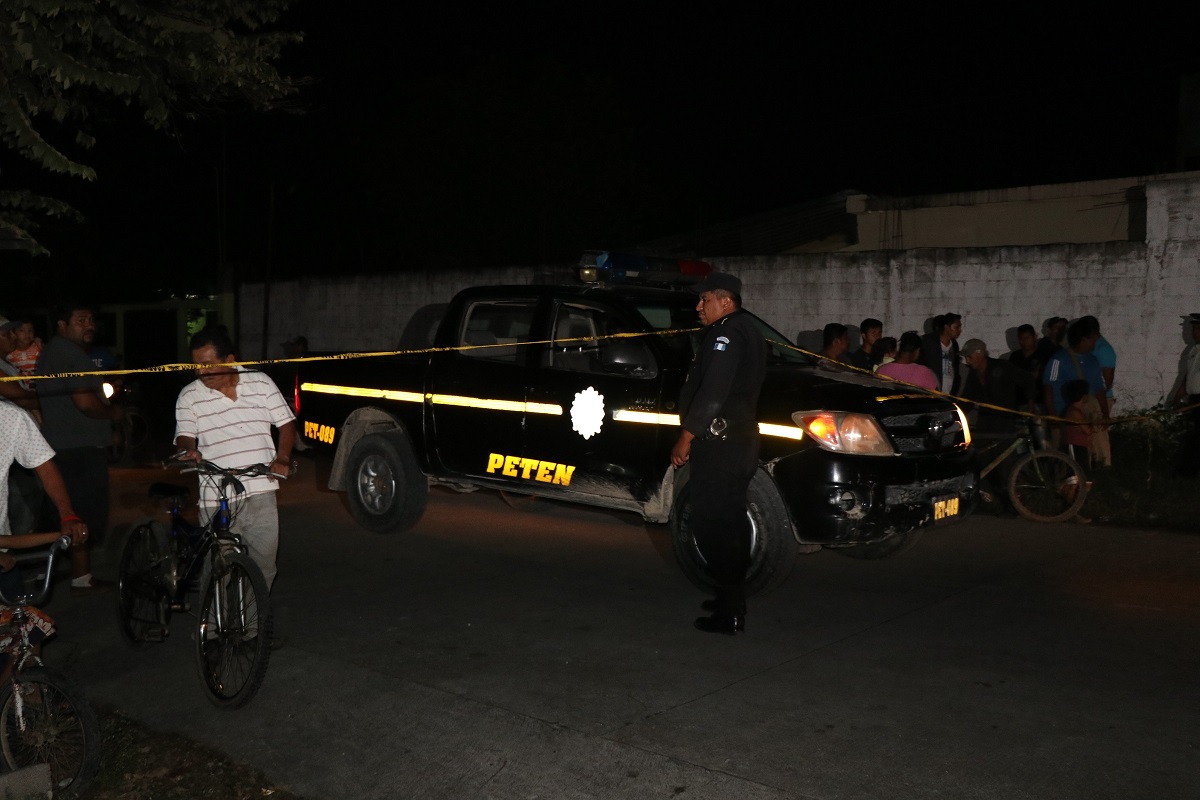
xmin=1094 ymin=389 xmax=1110 ymax=421
xmin=670 ymin=429 xmax=695 ymax=468
xmin=70 ymin=387 xmax=123 ymax=421
xmin=0 ymin=380 xmax=38 ymax=410
xmin=1089 ymin=362 xmax=1110 ymax=420
xmin=174 ymin=435 xmax=202 ymax=463
xmin=271 ymin=421 xmax=295 ymax=476
xmin=31 ymin=458 xmax=87 ymax=541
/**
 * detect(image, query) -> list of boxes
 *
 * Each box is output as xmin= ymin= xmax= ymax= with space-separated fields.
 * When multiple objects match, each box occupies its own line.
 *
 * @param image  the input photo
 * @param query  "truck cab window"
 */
xmin=548 ymin=305 xmax=657 ymax=379
xmin=458 ymin=300 xmax=536 ymax=363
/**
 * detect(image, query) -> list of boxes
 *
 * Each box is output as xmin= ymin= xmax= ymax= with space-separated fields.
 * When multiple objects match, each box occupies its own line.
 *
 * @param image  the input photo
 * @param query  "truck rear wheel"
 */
xmin=671 ymin=468 xmax=798 ymax=597
xmin=346 ymin=432 xmax=428 ymax=533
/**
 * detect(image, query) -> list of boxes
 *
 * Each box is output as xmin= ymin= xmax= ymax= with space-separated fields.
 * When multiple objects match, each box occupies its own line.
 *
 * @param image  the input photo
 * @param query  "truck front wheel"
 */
xmin=345 ymin=433 xmax=428 ymax=533
xmin=671 ymin=468 xmax=798 ymax=597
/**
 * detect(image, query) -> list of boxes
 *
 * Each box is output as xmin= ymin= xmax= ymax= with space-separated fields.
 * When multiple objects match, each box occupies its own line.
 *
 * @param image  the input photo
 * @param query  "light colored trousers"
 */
xmin=201 ymin=491 xmax=279 ymax=590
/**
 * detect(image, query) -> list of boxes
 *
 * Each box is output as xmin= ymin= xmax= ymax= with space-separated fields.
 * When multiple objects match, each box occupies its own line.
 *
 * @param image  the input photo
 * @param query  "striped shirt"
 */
xmin=174 ymin=369 xmax=295 ymax=504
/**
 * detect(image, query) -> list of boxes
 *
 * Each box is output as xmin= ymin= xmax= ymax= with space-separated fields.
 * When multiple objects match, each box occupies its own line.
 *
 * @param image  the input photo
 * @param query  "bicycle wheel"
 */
xmin=0 ymin=666 xmax=100 ymax=800
xmin=1007 ymin=449 xmax=1088 ymax=523
xmin=195 ymin=552 xmax=272 ymax=709
xmin=125 ymin=407 xmax=151 ymax=450
xmin=117 ymin=522 xmax=171 ymax=647
xmin=107 ymin=416 xmax=128 ymax=464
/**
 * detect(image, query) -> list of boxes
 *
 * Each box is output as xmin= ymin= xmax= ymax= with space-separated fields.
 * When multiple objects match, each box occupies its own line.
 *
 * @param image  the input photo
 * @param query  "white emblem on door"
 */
xmin=571 ymin=386 xmax=606 ymax=440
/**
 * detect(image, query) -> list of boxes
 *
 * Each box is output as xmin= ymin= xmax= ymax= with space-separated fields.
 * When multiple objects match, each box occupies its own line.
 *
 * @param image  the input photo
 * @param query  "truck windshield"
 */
xmin=631 ymin=299 xmax=813 ymax=366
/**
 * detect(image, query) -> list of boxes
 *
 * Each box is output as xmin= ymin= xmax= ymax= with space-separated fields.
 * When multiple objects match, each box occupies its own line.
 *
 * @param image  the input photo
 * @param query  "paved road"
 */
xmin=45 ymin=460 xmax=1200 ymax=799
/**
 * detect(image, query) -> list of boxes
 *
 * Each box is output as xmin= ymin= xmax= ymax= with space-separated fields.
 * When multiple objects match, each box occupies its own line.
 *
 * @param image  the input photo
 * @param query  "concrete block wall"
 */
xmin=711 ymin=240 xmax=1174 ymax=409
xmin=242 ymin=179 xmax=1200 ymax=412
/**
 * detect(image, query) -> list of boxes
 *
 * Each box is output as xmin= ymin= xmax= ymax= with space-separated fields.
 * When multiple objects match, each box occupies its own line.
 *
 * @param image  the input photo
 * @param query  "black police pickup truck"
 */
xmin=296 ymin=273 xmax=978 ymax=595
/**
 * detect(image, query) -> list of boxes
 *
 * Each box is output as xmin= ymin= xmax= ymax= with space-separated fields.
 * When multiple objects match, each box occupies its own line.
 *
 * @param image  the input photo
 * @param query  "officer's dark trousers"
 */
xmin=689 ymin=433 xmax=759 ymax=616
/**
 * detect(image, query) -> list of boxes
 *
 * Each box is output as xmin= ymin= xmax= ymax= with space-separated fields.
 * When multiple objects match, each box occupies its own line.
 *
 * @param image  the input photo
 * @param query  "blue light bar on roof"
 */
xmin=579 ymin=250 xmax=711 ymax=284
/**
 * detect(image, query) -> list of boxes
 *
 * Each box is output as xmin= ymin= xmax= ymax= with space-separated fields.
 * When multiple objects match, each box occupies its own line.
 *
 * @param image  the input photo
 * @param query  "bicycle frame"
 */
xmin=160 ymin=489 xmax=246 ymax=609
xmin=977 ymin=436 xmax=1028 ymax=481
xmin=0 ymin=538 xmax=69 ymax=686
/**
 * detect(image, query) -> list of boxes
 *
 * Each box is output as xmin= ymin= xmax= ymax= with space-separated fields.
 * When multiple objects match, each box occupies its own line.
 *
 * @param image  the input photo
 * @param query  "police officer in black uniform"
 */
xmin=670 ymin=272 xmax=767 ymax=635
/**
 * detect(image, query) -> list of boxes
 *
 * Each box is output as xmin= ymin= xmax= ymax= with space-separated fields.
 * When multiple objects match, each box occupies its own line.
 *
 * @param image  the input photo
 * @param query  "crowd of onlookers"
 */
xmin=817 ymin=314 xmax=1119 ymax=491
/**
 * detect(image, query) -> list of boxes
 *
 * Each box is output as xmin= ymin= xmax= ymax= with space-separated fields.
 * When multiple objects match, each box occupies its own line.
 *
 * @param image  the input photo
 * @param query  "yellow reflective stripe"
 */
xmin=758 ymin=423 xmax=805 ymax=440
xmin=613 ymin=411 xmax=803 ymax=440
xmin=301 ymin=383 xmax=423 ymax=403
xmin=427 ymin=394 xmax=562 ymax=416
xmin=301 ymin=383 xmax=561 ymax=415
xmin=612 ymin=410 xmax=682 ymax=426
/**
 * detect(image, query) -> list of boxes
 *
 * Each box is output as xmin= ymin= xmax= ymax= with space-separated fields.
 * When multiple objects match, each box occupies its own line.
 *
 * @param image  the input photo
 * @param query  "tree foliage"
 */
xmin=0 ymin=0 xmax=300 ymax=252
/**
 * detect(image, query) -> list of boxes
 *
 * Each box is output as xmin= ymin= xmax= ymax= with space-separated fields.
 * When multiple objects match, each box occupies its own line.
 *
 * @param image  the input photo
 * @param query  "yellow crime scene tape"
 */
xmin=3 ymin=329 xmax=1197 ymax=426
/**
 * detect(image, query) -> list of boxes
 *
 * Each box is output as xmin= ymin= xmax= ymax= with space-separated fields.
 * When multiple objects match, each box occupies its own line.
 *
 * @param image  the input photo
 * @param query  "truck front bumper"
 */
xmin=769 ymin=447 xmax=979 ymax=545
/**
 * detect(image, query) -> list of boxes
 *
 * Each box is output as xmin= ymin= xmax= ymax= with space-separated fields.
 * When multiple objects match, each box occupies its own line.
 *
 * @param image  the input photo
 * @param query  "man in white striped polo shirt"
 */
xmin=174 ymin=327 xmax=295 ymax=590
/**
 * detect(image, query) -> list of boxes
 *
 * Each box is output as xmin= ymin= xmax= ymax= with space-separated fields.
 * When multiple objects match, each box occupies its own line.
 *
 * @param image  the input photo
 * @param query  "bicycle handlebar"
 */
xmin=0 ymin=536 xmax=72 ymax=607
xmin=165 ymin=454 xmax=287 ymax=481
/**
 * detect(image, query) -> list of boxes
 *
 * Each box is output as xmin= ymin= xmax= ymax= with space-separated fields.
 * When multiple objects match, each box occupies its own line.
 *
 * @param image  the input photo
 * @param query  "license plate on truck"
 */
xmin=932 ymin=494 xmax=960 ymax=523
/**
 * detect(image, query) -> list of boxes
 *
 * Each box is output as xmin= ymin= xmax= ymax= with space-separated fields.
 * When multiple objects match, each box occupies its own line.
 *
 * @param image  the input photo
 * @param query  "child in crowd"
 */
xmin=873 ymin=337 xmax=897 ymax=372
xmin=6 ymin=322 xmax=42 ymax=376
xmin=1062 ymin=379 xmax=1093 ymax=467
xmin=1061 ymin=379 xmax=1094 ymax=521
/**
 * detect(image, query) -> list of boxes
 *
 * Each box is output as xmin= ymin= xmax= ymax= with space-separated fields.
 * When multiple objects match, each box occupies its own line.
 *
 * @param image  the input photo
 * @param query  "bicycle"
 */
xmin=116 ymin=457 xmax=276 ymax=709
xmin=0 ymin=537 xmax=100 ymax=799
xmin=976 ymin=417 xmax=1088 ymax=523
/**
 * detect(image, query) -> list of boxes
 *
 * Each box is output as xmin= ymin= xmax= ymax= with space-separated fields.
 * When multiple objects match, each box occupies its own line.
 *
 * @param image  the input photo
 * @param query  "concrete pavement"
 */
xmin=43 ymin=459 xmax=1200 ymax=799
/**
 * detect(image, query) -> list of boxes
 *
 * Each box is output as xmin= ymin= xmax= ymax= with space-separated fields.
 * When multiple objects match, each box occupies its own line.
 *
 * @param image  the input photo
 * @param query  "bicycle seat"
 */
xmin=148 ymin=483 xmax=190 ymax=504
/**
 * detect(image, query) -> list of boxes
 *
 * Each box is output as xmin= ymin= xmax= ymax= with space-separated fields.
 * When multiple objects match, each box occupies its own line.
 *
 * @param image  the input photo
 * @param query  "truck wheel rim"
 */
xmin=357 ymin=455 xmax=396 ymax=513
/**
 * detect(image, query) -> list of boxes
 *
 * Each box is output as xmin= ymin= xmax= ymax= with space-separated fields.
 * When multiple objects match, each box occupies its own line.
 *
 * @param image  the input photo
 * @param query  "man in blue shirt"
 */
xmin=1042 ymin=319 xmax=1108 ymax=418
xmin=1080 ymin=315 xmax=1116 ymax=413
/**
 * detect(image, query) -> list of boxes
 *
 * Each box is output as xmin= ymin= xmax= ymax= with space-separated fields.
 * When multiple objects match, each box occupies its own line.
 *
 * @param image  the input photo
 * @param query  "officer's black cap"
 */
xmin=693 ymin=272 xmax=742 ymax=296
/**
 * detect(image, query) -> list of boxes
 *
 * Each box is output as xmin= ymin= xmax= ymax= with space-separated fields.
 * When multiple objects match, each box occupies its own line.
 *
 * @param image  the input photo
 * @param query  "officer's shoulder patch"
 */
xmin=713 ymin=335 xmax=729 ymax=352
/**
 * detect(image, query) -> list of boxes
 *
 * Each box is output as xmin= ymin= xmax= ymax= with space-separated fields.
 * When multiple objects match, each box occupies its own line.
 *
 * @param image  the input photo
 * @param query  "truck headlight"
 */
xmin=954 ymin=403 xmax=972 ymax=447
xmin=791 ymin=411 xmax=895 ymax=456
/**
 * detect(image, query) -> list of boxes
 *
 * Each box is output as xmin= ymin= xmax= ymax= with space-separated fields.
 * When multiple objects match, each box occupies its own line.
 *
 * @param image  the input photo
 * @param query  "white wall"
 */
xmin=242 ymin=179 xmax=1200 ymax=411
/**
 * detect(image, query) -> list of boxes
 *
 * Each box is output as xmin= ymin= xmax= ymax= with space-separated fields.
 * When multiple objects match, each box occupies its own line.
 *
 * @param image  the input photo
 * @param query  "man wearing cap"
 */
xmin=955 ymin=335 xmax=1032 ymax=438
xmin=670 ymin=272 xmax=767 ymax=635
xmin=1173 ymin=313 xmax=1200 ymax=476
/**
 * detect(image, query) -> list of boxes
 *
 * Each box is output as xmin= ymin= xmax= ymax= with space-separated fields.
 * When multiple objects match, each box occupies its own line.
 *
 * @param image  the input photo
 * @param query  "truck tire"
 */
xmin=671 ymin=468 xmax=798 ymax=597
xmin=345 ymin=432 xmax=428 ymax=533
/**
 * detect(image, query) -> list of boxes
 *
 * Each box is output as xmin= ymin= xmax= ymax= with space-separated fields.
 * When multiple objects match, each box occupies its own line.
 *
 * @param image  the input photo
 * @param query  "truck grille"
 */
xmin=875 ymin=404 xmax=966 ymax=454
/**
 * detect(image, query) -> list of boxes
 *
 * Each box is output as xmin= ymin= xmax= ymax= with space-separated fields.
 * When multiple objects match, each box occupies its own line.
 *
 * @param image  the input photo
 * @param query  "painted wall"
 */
xmin=241 ymin=179 xmax=1200 ymax=411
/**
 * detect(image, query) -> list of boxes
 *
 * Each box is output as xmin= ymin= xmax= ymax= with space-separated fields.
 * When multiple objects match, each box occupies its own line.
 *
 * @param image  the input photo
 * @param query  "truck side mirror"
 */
xmin=598 ymin=341 xmax=657 ymax=378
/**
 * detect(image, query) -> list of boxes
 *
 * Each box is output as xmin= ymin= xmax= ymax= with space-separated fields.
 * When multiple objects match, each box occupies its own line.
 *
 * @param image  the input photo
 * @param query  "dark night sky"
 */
xmin=13 ymin=4 xmax=1200 ymax=300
